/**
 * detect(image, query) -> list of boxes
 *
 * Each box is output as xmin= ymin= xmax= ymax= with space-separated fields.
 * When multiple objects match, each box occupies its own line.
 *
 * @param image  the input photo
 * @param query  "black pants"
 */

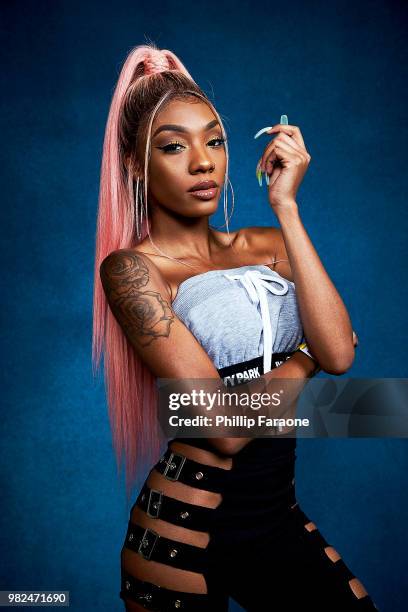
xmin=202 ymin=503 xmax=380 ymax=611
xmin=120 ymin=450 xmax=380 ymax=611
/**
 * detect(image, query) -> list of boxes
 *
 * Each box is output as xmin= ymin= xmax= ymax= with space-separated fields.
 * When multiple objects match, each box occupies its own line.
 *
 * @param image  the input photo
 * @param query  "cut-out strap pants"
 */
xmin=120 ymin=446 xmax=380 ymax=611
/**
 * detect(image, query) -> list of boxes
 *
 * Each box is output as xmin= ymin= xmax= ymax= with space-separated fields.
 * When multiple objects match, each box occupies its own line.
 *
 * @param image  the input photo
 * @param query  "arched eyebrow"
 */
xmin=152 ymin=119 xmax=220 ymax=138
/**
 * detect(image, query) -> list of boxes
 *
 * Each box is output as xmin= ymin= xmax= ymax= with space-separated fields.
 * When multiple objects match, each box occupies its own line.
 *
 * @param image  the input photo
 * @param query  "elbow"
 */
xmin=321 ymin=346 xmax=356 ymax=376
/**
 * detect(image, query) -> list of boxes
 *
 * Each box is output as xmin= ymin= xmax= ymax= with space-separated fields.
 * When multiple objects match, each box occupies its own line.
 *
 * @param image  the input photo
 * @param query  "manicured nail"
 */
xmin=256 ymin=163 xmax=262 ymax=186
xmin=254 ymin=126 xmax=272 ymax=139
xmin=265 ymin=173 xmax=270 ymax=186
xmin=280 ymin=114 xmax=288 ymax=125
xmin=258 ymin=170 xmax=263 ymax=187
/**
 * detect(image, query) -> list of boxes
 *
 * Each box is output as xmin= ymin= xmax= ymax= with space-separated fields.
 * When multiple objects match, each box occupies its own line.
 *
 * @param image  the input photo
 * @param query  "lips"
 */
xmin=188 ymin=180 xmax=218 ymax=192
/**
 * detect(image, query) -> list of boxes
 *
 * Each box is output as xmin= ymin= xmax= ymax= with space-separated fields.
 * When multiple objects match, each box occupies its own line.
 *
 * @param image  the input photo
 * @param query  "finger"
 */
xmin=267 ymin=144 xmax=303 ymax=171
xmin=257 ymin=156 xmax=282 ymax=182
xmin=262 ymin=140 xmax=307 ymax=173
xmin=261 ymin=135 xmax=307 ymax=171
xmin=266 ymin=124 xmax=305 ymax=148
xmin=276 ymin=132 xmax=306 ymax=154
xmin=257 ymin=145 xmax=286 ymax=175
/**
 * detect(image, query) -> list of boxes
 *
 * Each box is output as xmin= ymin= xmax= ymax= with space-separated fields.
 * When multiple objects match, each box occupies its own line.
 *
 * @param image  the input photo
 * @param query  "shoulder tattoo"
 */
xmin=100 ymin=251 xmax=174 ymax=347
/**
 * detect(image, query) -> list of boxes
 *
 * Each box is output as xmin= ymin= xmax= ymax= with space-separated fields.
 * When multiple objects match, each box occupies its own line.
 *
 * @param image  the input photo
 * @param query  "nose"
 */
xmin=188 ymin=144 xmax=215 ymax=173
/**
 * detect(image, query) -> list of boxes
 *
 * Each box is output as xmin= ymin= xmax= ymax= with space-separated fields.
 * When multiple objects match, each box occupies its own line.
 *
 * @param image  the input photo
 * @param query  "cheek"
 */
xmin=150 ymin=153 xmax=185 ymax=177
xmin=149 ymin=157 xmax=185 ymax=197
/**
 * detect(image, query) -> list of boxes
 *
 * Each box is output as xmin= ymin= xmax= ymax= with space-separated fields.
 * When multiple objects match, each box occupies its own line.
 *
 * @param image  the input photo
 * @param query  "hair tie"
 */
xmin=144 ymin=51 xmax=170 ymax=75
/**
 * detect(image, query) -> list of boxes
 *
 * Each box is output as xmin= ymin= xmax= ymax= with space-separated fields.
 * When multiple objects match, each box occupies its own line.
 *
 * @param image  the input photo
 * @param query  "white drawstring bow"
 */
xmin=223 ymin=269 xmax=289 ymax=374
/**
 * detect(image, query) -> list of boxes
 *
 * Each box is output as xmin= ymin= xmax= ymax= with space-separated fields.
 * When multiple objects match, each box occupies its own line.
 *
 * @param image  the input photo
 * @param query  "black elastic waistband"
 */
xmin=217 ymin=351 xmax=295 ymax=386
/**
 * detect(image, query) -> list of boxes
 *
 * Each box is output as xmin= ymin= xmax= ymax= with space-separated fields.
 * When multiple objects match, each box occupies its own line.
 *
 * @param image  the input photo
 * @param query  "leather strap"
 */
xmin=120 ymin=570 xmax=211 ymax=611
xmin=153 ymin=448 xmax=230 ymax=493
xmin=136 ymin=483 xmax=217 ymax=532
xmin=124 ymin=522 xmax=209 ymax=573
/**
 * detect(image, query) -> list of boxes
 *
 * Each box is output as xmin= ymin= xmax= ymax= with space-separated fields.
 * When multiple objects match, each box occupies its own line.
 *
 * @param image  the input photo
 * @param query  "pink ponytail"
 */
xmin=92 ymin=43 xmax=233 ymax=499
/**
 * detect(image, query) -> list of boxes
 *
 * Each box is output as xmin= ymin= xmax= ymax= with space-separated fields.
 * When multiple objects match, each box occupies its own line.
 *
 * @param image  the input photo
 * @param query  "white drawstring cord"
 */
xmin=223 ymin=269 xmax=289 ymax=374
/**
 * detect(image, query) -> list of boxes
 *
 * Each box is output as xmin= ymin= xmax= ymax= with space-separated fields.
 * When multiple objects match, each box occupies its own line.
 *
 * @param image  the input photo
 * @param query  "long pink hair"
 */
xmin=92 ymin=43 xmax=234 ymax=499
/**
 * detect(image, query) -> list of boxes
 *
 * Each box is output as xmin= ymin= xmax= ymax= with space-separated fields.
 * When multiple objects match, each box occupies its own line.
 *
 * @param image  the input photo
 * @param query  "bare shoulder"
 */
xmin=239 ymin=225 xmax=280 ymax=253
xmin=240 ymin=226 xmax=293 ymax=281
xmin=100 ymin=248 xmax=172 ymax=302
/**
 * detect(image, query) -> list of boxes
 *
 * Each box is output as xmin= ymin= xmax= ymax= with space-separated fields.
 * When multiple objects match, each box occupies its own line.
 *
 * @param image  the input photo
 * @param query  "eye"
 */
xmin=208 ymin=137 xmax=227 ymax=147
xmin=158 ymin=137 xmax=227 ymax=154
xmin=159 ymin=140 xmax=184 ymax=153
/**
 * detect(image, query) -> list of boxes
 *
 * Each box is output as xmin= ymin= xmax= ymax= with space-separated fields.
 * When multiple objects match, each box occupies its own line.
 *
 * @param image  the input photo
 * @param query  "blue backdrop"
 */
xmin=1 ymin=0 xmax=407 ymax=610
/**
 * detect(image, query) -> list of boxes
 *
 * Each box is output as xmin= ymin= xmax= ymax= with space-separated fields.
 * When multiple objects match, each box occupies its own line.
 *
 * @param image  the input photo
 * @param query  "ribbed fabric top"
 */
xmin=172 ymin=264 xmax=304 ymax=372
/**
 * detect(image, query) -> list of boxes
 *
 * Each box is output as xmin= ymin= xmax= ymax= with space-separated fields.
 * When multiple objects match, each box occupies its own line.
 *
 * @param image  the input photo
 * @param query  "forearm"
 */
xmin=209 ymin=351 xmax=317 ymax=456
xmin=276 ymin=204 xmax=354 ymax=373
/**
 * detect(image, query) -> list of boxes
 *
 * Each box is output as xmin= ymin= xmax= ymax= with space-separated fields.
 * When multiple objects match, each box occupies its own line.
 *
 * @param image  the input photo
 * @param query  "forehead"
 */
xmin=152 ymin=99 xmax=216 ymax=130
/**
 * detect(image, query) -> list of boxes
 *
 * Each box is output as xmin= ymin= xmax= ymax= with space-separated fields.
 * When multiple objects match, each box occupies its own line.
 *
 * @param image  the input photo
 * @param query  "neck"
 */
xmin=147 ymin=205 xmax=227 ymax=265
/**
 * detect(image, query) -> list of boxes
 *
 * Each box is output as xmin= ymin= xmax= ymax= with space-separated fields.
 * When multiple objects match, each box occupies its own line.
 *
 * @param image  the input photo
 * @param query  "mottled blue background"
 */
xmin=1 ymin=0 xmax=407 ymax=610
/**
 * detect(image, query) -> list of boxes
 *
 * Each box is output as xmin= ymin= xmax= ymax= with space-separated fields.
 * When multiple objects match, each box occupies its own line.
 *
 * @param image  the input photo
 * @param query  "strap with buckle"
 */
xmin=124 ymin=523 xmax=209 ymax=573
xmin=145 ymin=488 xmax=163 ymax=518
xmin=160 ymin=451 xmax=186 ymax=480
xmin=120 ymin=570 xmax=212 ymax=611
xmin=136 ymin=484 xmax=217 ymax=531
xmin=154 ymin=449 xmax=229 ymax=493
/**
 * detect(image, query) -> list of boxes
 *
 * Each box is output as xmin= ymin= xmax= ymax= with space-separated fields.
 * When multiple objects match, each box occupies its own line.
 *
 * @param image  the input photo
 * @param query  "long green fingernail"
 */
xmin=257 ymin=169 xmax=262 ymax=187
xmin=256 ymin=163 xmax=262 ymax=186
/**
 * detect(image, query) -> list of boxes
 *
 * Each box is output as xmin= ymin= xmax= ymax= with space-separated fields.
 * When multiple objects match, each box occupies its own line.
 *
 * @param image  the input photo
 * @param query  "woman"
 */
xmin=93 ymin=44 xmax=379 ymax=611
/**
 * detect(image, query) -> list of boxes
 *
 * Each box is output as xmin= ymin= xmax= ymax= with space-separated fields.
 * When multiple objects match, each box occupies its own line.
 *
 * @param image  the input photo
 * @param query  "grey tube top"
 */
xmin=172 ymin=264 xmax=304 ymax=373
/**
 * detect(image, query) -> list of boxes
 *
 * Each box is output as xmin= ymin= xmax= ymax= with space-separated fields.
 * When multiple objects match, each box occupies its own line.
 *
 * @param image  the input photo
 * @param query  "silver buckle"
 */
xmin=146 ymin=489 xmax=162 ymax=518
xmin=160 ymin=452 xmax=186 ymax=481
xmin=137 ymin=527 xmax=160 ymax=560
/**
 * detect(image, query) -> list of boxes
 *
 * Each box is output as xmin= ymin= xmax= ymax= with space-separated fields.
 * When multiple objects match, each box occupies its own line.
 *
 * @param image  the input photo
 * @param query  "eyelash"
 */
xmin=158 ymin=137 xmax=227 ymax=153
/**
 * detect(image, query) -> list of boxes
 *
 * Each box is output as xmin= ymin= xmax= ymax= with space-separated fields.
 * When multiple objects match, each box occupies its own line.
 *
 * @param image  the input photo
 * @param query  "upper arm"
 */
xmin=99 ymin=249 xmax=221 ymax=380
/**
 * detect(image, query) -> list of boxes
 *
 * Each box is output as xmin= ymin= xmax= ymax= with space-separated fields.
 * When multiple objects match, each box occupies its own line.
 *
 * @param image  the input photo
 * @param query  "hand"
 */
xmin=255 ymin=123 xmax=311 ymax=213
